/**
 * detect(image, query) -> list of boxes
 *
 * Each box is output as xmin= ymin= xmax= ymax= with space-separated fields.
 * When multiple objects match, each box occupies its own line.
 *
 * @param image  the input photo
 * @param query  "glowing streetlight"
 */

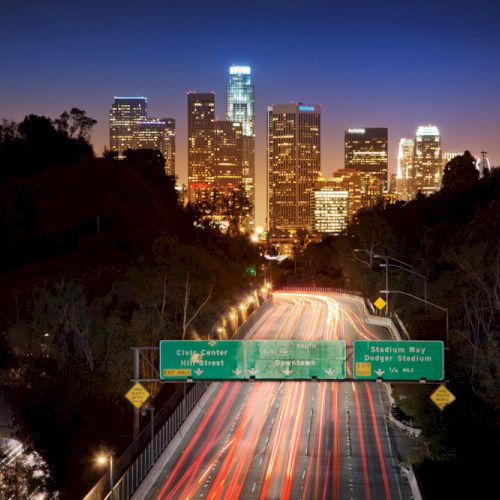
xmin=96 ymin=451 xmax=114 ymax=497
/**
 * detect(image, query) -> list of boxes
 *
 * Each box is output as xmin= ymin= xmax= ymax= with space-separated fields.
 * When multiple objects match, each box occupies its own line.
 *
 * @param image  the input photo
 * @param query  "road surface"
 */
xmin=141 ymin=292 xmax=413 ymax=500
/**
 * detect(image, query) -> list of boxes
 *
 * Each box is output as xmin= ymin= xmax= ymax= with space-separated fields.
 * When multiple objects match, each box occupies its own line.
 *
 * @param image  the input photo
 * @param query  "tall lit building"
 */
xmin=267 ymin=103 xmax=321 ymax=232
xmin=135 ymin=118 xmax=176 ymax=175
xmin=344 ymin=128 xmax=388 ymax=189
xmin=332 ymin=168 xmax=384 ymax=221
xmin=161 ymin=118 xmax=176 ymax=177
xmin=187 ymin=93 xmax=215 ymax=203
xmin=414 ymin=125 xmax=442 ymax=196
xmin=394 ymin=138 xmax=415 ymax=201
xmin=214 ymin=121 xmax=243 ymax=195
xmin=226 ymin=65 xmax=255 ymax=229
xmin=313 ymin=179 xmax=348 ymax=234
xmin=109 ymin=97 xmax=147 ymax=159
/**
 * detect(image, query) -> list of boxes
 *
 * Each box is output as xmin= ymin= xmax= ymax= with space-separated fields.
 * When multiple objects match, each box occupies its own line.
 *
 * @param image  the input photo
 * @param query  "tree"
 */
xmin=55 ymin=108 xmax=97 ymax=140
xmin=0 ymin=447 xmax=55 ymax=498
xmin=442 ymin=151 xmax=479 ymax=192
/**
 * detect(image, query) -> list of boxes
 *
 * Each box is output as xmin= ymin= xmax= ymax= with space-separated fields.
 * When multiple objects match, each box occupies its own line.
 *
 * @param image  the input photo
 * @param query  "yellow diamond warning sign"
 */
xmin=430 ymin=385 xmax=456 ymax=411
xmin=125 ymin=383 xmax=150 ymax=409
xmin=374 ymin=297 xmax=386 ymax=310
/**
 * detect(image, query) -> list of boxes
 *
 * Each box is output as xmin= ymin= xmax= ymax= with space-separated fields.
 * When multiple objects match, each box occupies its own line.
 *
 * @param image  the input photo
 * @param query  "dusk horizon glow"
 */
xmin=1 ymin=0 xmax=499 ymax=224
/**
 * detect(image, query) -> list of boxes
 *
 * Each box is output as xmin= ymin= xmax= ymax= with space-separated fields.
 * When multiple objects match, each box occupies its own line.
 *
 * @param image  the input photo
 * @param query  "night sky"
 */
xmin=1 ymin=0 xmax=499 ymax=225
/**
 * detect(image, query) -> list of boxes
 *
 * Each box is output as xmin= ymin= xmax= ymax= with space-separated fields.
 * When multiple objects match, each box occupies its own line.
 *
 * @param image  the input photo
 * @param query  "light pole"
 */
xmin=380 ymin=289 xmax=449 ymax=346
xmin=97 ymin=451 xmax=114 ymax=498
xmin=353 ymin=249 xmax=427 ymax=317
xmin=373 ymin=253 xmax=416 ymax=317
xmin=379 ymin=262 xmax=427 ymax=306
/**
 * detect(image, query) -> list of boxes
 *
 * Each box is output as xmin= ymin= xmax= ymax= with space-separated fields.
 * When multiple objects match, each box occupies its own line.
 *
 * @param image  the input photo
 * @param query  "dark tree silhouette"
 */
xmin=442 ymin=150 xmax=479 ymax=191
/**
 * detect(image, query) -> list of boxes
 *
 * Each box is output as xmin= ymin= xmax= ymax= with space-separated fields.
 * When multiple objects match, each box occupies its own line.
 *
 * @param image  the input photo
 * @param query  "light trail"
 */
xmin=148 ymin=292 xmax=411 ymax=500
xmin=364 ymin=382 xmax=392 ymax=500
xmin=354 ymin=381 xmax=371 ymax=500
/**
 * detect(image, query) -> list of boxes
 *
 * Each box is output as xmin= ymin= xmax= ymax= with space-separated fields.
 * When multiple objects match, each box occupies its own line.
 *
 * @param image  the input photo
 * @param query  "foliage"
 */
xmin=0 ymin=446 xmax=56 ymax=499
xmin=0 ymin=111 xmax=95 ymax=181
xmin=0 ymin=119 xmax=260 ymax=496
xmin=193 ymin=187 xmax=253 ymax=236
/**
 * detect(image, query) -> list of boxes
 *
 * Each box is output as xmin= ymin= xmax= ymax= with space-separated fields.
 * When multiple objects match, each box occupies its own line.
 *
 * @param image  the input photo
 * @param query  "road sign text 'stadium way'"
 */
xmin=160 ymin=340 xmax=346 ymax=380
xmin=353 ymin=340 xmax=444 ymax=381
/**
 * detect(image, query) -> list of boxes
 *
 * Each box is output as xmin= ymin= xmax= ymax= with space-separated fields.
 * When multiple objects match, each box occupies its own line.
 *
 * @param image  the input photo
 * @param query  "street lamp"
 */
xmin=380 ymin=289 xmax=449 ymax=346
xmin=353 ymin=249 xmax=425 ymax=317
xmin=379 ymin=262 xmax=427 ymax=306
xmin=96 ymin=451 xmax=114 ymax=498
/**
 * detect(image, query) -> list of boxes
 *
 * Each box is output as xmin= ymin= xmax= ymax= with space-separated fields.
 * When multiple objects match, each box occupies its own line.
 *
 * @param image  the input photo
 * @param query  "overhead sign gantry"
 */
xmin=160 ymin=339 xmax=444 ymax=382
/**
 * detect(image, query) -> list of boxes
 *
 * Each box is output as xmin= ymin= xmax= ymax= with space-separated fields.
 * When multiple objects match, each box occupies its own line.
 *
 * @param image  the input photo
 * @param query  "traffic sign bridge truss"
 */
xmin=131 ymin=340 xmax=445 ymax=384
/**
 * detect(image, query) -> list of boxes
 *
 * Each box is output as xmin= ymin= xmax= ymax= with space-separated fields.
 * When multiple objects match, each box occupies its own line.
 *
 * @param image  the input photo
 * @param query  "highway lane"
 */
xmin=141 ymin=292 xmax=413 ymax=500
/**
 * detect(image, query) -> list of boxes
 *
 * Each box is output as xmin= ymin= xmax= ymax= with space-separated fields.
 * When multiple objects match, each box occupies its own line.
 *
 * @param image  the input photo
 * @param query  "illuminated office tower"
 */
xmin=394 ymin=138 xmax=415 ymax=201
xmin=226 ymin=65 xmax=255 ymax=230
xmin=344 ymin=127 xmax=388 ymax=191
xmin=135 ymin=118 xmax=176 ymax=176
xmin=161 ymin=118 xmax=176 ymax=176
xmin=267 ymin=103 xmax=321 ymax=231
xmin=414 ymin=125 xmax=442 ymax=195
xmin=312 ymin=179 xmax=348 ymax=234
xmin=332 ymin=168 xmax=379 ymax=221
xmin=187 ymin=93 xmax=215 ymax=203
xmin=214 ymin=121 xmax=243 ymax=195
xmin=109 ymin=97 xmax=147 ymax=159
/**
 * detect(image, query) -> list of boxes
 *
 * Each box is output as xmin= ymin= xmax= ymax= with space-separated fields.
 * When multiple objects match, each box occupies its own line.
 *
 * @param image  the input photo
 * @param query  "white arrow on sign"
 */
xmin=232 ymin=368 xmax=242 ymax=376
xmin=282 ymin=368 xmax=293 ymax=376
xmin=325 ymin=368 xmax=337 ymax=377
xmin=375 ymin=369 xmax=385 ymax=377
xmin=194 ymin=369 xmax=204 ymax=376
xmin=248 ymin=368 xmax=257 ymax=376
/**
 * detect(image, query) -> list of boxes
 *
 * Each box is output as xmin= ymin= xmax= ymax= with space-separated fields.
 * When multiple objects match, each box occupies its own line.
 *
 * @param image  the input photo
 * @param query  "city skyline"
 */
xmin=1 ymin=0 xmax=499 ymax=225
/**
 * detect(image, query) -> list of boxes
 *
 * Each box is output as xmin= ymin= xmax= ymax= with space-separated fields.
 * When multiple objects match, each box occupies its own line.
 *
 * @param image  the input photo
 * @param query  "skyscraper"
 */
xmin=414 ymin=125 xmax=442 ymax=196
xmin=214 ymin=121 xmax=243 ymax=195
xmin=226 ymin=65 xmax=255 ymax=230
xmin=313 ymin=179 xmax=348 ymax=234
xmin=187 ymin=92 xmax=215 ymax=203
xmin=161 ymin=118 xmax=176 ymax=177
xmin=267 ymin=103 xmax=321 ymax=232
xmin=395 ymin=138 xmax=415 ymax=201
xmin=344 ymin=127 xmax=388 ymax=189
xmin=135 ymin=118 xmax=176 ymax=175
xmin=109 ymin=97 xmax=147 ymax=159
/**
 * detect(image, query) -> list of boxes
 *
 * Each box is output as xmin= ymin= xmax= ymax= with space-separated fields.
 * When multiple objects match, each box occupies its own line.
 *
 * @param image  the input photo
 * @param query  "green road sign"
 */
xmin=246 ymin=265 xmax=257 ymax=277
xmin=160 ymin=340 xmax=347 ymax=380
xmin=245 ymin=340 xmax=346 ymax=380
xmin=353 ymin=340 xmax=444 ymax=381
xmin=160 ymin=340 xmax=245 ymax=380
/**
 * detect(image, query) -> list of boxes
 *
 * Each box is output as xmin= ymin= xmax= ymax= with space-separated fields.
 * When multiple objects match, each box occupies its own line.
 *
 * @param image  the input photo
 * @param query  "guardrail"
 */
xmin=277 ymin=286 xmax=363 ymax=295
xmin=84 ymin=382 xmax=209 ymax=500
xmin=85 ymin=296 xmax=272 ymax=500
xmin=105 ymin=382 xmax=208 ymax=500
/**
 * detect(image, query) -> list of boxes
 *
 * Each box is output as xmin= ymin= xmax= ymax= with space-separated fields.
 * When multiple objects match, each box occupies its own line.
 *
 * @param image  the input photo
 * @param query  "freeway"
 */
xmin=139 ymin=292 xmax=413 ymax=499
